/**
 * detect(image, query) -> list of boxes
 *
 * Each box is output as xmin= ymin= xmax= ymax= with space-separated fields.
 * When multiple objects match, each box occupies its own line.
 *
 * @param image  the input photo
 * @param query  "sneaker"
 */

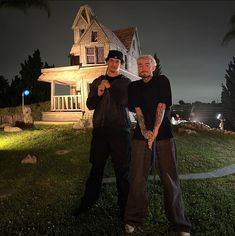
xmin=179 ymin=232 xmax=190 ymax=236
xmin=125 ymin=224 xmax=135 ymax=234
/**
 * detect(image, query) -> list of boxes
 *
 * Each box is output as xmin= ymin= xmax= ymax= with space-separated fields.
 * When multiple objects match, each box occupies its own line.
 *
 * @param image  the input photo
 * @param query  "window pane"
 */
xmin=86 ymin=47 xmax=94 ymax=55
xmin=96 ymin=47 xmax=104 ymax=63
xmin=87 ymin=55 xmax=95 ymax=64
xmin=91 ymin=31 xmax=98 ymax=42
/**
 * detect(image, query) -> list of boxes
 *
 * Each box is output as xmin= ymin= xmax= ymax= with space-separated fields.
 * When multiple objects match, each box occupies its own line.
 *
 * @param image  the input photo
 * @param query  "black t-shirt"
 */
xmin=128 ymin=75 xmax=173 ymax=141
xmin=103 ymin=74 xmax=121 ymax=83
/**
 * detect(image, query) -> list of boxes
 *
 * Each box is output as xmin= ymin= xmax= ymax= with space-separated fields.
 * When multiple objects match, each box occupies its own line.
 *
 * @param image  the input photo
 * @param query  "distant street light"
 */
xmin=22 ymin=89 xmax=30 ymax=111
xmin=216 ymin=113 xmax=221 ymax=120
xmin=216 ymin=113 xmax=225 ymax=130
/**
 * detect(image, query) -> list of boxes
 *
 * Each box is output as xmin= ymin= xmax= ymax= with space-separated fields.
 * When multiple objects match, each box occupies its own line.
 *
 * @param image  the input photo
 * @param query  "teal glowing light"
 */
xmin=23 ymin=90 xmax=30 ymax=96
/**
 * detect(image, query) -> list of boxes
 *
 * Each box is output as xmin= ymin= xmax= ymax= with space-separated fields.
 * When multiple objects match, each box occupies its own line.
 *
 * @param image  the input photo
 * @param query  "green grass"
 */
xmin=175 ymin=129 xmax=235 ymax=174
xmin=0 ymin=126 xmax=235 ymax=235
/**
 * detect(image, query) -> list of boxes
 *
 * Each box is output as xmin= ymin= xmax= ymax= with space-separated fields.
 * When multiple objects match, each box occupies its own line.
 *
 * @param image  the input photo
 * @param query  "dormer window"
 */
xmin=91 ymin=31 xmax=98 ymax=42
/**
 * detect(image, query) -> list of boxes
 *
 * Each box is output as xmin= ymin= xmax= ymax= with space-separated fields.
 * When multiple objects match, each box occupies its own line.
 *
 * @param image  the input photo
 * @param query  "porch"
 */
xmin=42 ymin=94 xmax=86 ymax=122
xmin=51 ymin=95 xmax=83 ymax=111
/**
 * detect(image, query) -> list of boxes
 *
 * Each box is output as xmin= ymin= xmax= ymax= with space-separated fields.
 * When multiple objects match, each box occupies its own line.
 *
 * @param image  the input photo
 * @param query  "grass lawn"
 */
xmin=0 ymin=125 xmax=235 ymax=235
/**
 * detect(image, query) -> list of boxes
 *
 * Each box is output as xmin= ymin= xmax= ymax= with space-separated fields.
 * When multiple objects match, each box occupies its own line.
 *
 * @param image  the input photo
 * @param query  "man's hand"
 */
xmin=147 ymin=129 xmax=159 ymax=150
xmin=97 ymin=80 xmax=111 ymax=96
xmin=141 ymin=129 xmax=153 ymax=140
xmin=101 ymin=79 xmax=111 ymax=89
xmin=97 ymin=83 xmax=105 ymax=96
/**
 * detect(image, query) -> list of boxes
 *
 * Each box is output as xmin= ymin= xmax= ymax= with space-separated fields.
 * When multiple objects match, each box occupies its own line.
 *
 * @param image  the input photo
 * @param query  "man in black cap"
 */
xmin=73 ymin=50 xmax=131 ymax=218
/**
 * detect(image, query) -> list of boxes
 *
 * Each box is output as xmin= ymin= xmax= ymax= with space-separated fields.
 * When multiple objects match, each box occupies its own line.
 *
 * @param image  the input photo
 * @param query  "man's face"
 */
xmin=107 ymin=58 xmax=121 ymax=73
xmin=137 ymin=58 xmax=156 ymax=79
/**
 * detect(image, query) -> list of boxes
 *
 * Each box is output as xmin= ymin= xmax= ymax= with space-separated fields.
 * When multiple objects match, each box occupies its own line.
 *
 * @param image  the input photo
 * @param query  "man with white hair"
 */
xmin=124 ymin=55 xmax=191 ymax=236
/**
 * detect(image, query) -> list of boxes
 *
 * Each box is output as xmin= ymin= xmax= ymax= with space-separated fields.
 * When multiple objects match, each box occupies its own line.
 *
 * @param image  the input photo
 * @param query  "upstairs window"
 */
xmin=86 ymin=47 xmax=95 ymax=64
xmin=86 ymin=47 xmax=104 ymax=64
xmin=79 ymin=29 xmax=85 ymax=37
xmin=96 ymin=47 xmax=104 ymax=64
xmin=91 ymin=31 xmax=98 ymax=42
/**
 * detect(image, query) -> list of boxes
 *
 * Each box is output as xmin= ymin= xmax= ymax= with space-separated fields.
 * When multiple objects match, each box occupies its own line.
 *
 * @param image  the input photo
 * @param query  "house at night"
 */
xmin=38 ymin=4 xmax=141 ymax=122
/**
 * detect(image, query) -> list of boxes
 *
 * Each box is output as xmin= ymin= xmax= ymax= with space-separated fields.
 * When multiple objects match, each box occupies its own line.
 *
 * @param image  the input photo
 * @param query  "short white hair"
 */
xmin=137 ymin=55 xmax=157 ymax=66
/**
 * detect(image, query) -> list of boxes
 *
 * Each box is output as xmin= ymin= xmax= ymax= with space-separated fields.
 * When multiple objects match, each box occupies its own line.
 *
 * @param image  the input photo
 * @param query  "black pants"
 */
xmin=80 ymin=127 xmax=131 ymax=210
xmin=124 ymin=138 xmax=191 ymax=233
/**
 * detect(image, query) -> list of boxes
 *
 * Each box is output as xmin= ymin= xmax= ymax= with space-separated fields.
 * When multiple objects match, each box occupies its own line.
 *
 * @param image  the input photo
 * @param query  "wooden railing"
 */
xmin=52 ymin=95 xmax=83 ymax=111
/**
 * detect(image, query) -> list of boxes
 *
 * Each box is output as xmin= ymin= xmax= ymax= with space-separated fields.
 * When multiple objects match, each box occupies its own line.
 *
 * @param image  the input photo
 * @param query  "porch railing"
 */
xmin=52 ymin=95 xmax=83 ymax=111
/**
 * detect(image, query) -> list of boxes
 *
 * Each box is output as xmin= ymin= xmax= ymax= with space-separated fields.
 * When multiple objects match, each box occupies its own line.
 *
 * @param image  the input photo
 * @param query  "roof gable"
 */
xmin=72 ymin=4 xmax=95 ymax=29
xmin=78 ymin=18 xmax=126 ymax=50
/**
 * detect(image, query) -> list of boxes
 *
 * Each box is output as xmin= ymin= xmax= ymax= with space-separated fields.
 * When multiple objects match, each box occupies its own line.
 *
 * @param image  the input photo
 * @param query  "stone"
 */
xmin=0 ymin=123 xmax=12 ymax=129
xmin=23 ymin=106 xmax=33 ymax=124
xmin=4 ymin=126 xmax=23 ymax=132
xmin=21 ymin=154 xmax=37 ymax=164
xmin=2 ymin=115 xmax=13 ymax=124
xmin=55 ymin=150 xmax=71 ymax=155
xmin=73 ymin=119 xmax=86 ymax=129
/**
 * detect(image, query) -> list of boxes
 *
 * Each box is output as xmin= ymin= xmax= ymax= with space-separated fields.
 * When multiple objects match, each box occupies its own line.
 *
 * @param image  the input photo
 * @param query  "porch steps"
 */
xmin=42 ymin=111 xmax=84 ymax=122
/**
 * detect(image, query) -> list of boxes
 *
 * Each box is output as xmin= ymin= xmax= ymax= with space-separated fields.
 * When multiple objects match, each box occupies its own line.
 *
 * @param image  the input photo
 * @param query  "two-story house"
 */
xmin=38 ymin=4 xmax=141 ymax=122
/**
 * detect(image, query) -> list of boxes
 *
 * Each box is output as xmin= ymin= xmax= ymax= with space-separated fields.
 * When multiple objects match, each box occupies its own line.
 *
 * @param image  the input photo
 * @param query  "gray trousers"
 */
xmin=124 ymin=138 xmax=191 ymax=232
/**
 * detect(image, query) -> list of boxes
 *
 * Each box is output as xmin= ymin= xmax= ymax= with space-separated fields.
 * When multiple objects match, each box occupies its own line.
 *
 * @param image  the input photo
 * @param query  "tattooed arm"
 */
xmin=135 ymin=107 xmax=153 ymax=140
xmin=148 ymin=102 xmax=166 ymax=149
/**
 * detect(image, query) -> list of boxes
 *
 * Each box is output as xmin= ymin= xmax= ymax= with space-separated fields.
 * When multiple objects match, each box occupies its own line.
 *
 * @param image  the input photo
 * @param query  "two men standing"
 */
xmin=74 ymin=50 xmax=191 ymax=236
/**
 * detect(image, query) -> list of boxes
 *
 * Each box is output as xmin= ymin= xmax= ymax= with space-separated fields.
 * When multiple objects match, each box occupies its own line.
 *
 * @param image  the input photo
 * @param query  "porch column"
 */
xmin=81 ymin=77 xmax=85 ymax=112
xmin=51 ymin=81 xmax=55 ymax=111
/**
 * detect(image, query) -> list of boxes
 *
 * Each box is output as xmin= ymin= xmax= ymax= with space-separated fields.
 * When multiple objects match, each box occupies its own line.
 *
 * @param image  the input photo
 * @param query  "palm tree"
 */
xmin=0 ymin=0 xmax=50 ymax=17
xmin=222 ymin=12 xmax=235 ymax=45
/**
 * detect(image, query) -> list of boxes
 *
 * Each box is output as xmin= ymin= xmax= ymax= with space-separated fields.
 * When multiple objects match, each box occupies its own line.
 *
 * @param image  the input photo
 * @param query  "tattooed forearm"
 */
xmin=135 ymin=107 xmax=153 ymax=139
xmin=135 ymin=107 xmax=146 ymax=133
xmin=153 ymin=103 xmax=166 ymax=132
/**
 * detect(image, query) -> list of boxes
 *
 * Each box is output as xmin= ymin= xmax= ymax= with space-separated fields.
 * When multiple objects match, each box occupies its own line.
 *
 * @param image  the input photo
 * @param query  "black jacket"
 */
xmin=86 ymin=74 xmax=131 ymax=130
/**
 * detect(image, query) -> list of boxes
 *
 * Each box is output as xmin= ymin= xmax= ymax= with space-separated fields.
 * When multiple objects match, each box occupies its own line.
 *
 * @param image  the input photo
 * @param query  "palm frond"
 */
xmin=229 ymin=12 xmax=235 ymax=27
xmin=0 ymin=0 xmax=50 ymax=17
xmin=222 ymin=12 xmax=235 ymax=45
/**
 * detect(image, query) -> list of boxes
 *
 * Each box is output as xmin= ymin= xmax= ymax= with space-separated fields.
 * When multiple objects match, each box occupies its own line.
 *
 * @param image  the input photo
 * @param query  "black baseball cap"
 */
xmin=105 ymin=50 xmax=124 ymax=64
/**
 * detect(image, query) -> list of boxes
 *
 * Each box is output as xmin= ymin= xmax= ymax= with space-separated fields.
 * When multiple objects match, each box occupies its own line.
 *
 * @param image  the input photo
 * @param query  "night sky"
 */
xmin=1 ymin=1 xmax=235 ymax=104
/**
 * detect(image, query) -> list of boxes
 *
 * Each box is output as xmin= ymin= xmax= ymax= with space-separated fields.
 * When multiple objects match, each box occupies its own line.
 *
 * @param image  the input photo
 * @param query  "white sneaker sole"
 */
xmin=125 ymin=224 xmax=135 ymax=234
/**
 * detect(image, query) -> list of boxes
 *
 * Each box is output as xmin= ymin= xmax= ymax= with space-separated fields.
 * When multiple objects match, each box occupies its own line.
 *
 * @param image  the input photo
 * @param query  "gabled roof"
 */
xmin=72 ymin=4 xmax=95 ymax=29
xmin=78 ymin=18 xmax=126 ymax=51
xmin=113 ymin=27 xmax=136 ymax=50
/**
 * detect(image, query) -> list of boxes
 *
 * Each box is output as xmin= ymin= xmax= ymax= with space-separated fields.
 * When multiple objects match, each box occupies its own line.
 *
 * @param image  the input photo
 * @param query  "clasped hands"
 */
xmin=97 ymin=79 xmax=111 ymax=96
xmin=142 ymin=129 xmax=158 ymax=150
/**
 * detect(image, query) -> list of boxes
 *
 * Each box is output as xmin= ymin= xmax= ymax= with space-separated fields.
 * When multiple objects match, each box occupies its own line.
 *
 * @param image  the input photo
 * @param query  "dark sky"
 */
xmin=1 ymin=1 xmax=235 ymax=103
